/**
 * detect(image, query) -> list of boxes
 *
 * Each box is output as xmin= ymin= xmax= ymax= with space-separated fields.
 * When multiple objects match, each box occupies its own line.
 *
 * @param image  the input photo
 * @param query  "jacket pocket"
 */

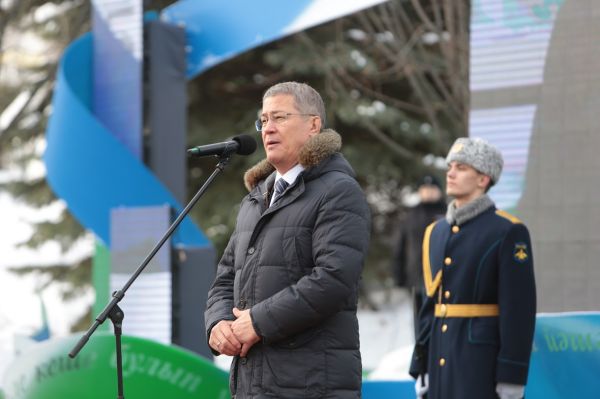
xmin=229 ymin=356 xmax=238 ymax=395
xmin=233 ymin=270 xmax=240 ymax=305
xmin=469 ymin=317 xmax=500 ymax=345
xmin=282 ymin=234 xmax=313 ymax=282
xmin=262 ymin=347 xmax=326 ymax=397
xmin=274 ymin=326 xmax=321 ymax=350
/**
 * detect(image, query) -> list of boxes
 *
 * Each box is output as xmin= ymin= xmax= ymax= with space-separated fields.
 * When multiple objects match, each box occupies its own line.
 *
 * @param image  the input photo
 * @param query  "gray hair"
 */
xmin=263 ymin=81 xmax=326 ymax=128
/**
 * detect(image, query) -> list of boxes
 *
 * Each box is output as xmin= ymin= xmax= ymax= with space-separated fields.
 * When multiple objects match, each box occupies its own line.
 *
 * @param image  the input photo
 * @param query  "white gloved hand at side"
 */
xmin=415 ymin=373 xmax=429 ymax=398
xmin=496 ymin=382 xmax=525 ymax=399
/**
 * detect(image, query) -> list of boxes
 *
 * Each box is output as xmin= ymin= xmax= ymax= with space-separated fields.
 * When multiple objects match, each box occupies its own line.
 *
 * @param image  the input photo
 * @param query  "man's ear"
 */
xmin=478 ymin=174 xmax=491 ymax=190
xmin=309 ymin=116 xmax=322 ymax=135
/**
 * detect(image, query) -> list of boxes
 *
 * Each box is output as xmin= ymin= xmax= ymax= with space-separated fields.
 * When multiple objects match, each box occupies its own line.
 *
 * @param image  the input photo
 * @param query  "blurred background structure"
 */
xmin=469 ymin=0 xmax=600 ymax=312
xmin=0 ymin=0 xmax=599 ymax=398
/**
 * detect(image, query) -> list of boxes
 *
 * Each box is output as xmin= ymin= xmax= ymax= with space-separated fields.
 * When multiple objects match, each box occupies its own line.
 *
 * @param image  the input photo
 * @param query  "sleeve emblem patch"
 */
xmin=514 ymin=243 xmax=529 ymax=263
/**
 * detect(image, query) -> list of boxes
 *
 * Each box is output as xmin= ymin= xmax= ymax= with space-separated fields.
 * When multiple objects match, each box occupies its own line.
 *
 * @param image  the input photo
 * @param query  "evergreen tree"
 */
xmin=0 ymin=0 xmax=91 ymax=331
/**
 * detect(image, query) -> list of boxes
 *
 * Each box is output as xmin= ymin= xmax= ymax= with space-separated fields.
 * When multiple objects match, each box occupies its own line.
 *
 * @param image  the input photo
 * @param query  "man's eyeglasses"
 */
xmin=255 ymin=112 xmax=317 ymax=132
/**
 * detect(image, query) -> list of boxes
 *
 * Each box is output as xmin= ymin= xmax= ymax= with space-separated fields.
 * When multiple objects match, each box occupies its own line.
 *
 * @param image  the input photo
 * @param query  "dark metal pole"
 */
xmin=68 ymin=154 xmax=233 ymax=398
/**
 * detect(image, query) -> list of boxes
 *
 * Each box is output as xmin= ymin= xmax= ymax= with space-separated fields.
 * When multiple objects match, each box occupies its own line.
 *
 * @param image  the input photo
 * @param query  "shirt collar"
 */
xmin=275 ymin=164 xmax=305 ymax=186
xmin=269 ymin=164 xmax=304 ymax=207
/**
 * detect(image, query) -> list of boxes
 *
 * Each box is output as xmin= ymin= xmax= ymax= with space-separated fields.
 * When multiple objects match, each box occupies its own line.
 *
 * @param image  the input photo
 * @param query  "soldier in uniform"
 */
xmin=409 ymin=137 xmax=536 ymax=399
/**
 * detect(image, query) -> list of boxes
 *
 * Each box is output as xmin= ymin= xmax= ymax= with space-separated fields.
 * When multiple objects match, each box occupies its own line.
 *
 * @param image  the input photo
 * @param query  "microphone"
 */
xmin=187 ymin=134 xmax=257 ymax=158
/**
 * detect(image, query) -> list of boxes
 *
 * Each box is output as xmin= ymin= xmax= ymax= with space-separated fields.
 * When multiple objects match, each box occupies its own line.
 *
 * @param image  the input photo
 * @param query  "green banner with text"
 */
xmin=2 ymin=333 xmax=229 ymax=398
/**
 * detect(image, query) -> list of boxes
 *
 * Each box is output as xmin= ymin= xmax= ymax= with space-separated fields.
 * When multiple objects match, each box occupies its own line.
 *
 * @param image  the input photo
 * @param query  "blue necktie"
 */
xmin=272 ymin=178 xmax=289 ymax=205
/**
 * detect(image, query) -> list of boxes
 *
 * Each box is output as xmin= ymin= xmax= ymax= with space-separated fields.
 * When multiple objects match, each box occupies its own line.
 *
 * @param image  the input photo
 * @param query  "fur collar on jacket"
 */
xmin=243 ymin=129 xmax=342 ymax=191
xmin=445 ymin=194 xmax=495 ymax=226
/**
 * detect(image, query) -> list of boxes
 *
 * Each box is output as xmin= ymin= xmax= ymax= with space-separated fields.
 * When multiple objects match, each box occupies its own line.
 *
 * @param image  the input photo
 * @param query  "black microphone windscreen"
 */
xmin=232 ymin=134 xmax=257 ymax=155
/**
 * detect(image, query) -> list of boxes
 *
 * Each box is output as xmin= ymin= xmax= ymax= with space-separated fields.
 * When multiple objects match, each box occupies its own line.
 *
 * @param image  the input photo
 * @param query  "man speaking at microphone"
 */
xmin=204 ymin=81 xmax=371 ymax=398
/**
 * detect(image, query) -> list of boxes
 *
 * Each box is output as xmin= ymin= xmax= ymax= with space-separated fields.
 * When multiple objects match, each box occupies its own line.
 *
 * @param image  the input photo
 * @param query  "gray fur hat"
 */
xmin=446 ymin=137 xmax=503 ymax=184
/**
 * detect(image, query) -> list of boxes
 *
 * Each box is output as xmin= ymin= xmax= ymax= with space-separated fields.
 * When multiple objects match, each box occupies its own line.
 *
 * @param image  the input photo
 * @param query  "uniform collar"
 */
xmin=446 ymin=194 xmax=495 ymax=226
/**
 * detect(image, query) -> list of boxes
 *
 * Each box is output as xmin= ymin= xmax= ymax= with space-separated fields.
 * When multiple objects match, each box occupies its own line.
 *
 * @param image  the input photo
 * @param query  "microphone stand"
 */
xmin=69 ymin=152 xmax=235 ymax=399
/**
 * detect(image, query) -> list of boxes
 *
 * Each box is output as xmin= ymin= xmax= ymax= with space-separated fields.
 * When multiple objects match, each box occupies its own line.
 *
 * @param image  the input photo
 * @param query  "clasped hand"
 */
xmin=209 ymin=307 xmax=260 ymax=357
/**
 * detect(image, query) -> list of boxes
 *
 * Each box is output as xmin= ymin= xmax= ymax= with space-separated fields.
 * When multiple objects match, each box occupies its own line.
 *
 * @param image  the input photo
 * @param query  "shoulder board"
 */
xmin=495 ymin=209 xmax=522 ymax=224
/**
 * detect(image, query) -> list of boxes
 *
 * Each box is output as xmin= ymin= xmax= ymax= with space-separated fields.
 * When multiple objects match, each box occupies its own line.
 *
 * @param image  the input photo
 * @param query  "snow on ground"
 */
xmin=359 ymin=287 xmax=415 ymax=380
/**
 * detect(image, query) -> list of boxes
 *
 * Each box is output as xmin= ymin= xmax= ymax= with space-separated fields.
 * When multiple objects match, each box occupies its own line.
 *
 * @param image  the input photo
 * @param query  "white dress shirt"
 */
xmin=269 ymin=164 xmax=305 ymax=207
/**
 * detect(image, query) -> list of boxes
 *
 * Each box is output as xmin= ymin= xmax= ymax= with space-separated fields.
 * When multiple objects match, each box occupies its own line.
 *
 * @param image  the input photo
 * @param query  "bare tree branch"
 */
xmin=411 ymin=0 xmax=441 ymax=34
xmin=361 ymin=117 xmax=414 ymax=159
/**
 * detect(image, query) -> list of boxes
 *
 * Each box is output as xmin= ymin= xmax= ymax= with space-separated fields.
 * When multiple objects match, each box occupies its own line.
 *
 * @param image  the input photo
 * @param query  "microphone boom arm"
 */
xmin=69 ymin=153 xmax=235 ymax=399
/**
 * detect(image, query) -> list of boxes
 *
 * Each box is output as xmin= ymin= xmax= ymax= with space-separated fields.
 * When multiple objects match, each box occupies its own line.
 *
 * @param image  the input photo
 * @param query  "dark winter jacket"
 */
xmin=205 ymin=130 xmax=371 ymax=398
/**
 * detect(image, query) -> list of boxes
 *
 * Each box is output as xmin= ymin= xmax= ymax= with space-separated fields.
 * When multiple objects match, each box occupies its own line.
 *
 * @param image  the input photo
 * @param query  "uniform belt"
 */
xmin=435 ymin=304 xmax=499 ymax=318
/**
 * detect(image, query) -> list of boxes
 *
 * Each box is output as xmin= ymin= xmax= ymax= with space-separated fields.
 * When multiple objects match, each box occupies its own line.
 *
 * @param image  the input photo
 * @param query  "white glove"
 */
xmin=414 ymin=373 xmax=429 ymax=398
xmin=496 ymin=382 xmax=525 ymax=399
